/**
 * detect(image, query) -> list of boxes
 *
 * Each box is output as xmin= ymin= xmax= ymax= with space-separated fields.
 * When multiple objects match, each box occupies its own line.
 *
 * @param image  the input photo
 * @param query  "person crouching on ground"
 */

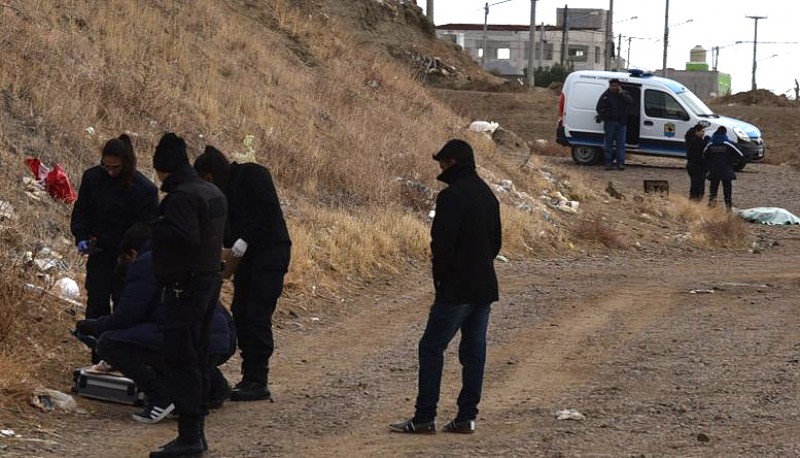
xmin=76 ymin=224 xmax=237 ymax=424
xmin=702 ymin=126 xmax=744 ymax=210
xmin=389 ymin=139 xmax=502 ymax=434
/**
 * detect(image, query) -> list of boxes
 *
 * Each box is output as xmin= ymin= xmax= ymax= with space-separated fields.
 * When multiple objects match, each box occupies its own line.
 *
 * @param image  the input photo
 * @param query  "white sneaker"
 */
xmin=85 ymin=360 xmax=114 ymax=374
xmin=132 ymin=402 xmax=175 ymax=424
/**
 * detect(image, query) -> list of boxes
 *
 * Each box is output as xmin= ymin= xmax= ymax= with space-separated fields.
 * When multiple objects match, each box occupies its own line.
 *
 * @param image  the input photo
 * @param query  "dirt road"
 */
xmin=6 ymin=135 xmax=800 ymax=457
xmin=8 ymin=223 xmax=800 ymax=456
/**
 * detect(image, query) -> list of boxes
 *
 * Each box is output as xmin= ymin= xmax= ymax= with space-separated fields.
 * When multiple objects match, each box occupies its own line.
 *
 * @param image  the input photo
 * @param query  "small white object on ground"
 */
xmin=555 ymin=408 xmax=586 ymax=420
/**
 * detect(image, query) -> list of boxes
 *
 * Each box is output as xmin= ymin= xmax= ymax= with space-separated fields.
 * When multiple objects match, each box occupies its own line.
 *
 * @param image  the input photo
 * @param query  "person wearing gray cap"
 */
xmin=389 ymin=139 xmax=502 ymax=435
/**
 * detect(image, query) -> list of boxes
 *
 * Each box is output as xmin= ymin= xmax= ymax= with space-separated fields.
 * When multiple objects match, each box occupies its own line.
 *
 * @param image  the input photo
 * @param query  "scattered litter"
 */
xmin=0 ymin=200 xmax=16 ymax=221
xmin=541 ymin=191 xmax=580 ymax=214
xmin=30 ymin=389 xmax=80 ymax=413
xmin=85 ymin=126 xmax=95 ymax=135
xmin=428 ymin=210 xmax=436 ymax=219
xmin=310 ymin=317 xmax=321 ymax=322
xmin=24 ymin=283 xmax=84 ymax=309
xmin=555 ymin=408 xmax=585 ymax=421
xmin=28 ymin=247 xmax=68 ymax=273
xmin=696 ymin=432 xmax=710 ymax=442
xmin=495 ymin=254 xmax=509 ymax=263
xmin=0 ymin=429 xmax=15 ymax=437
xmin=24 ymin=158 xmax=77 ymax=204
xmin=469 ymin=120 xmax=500 ymax=134
xmin=232 ymin=134 xmax=257 ymax=164
xmin=689 ymin=288 xmax=715 ymax=294
xmin=54 ymin=277 xmax=80 ymax=300
xmin=736 ymin=207 xmax=800 ymax=225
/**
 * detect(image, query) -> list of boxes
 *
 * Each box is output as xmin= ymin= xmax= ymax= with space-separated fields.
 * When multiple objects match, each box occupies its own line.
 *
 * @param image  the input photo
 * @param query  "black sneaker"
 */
xmin=442 ymin=419 xmax=476 ymax=434
xmin=230 ymin=380 xmax=272 ymax=402
xmin=388 ymin=418 xmax=436 ymax=434
xmin=132 ymin=402 xmax=175 ymax=424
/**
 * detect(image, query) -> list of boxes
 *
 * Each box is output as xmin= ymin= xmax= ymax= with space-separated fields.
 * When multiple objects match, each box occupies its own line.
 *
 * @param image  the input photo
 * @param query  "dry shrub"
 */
xmin=571 ymin=213 xmax=629 ymax=250
xmin=532 ymin=142 xmax=570 ymax=157
xmin=691 ymin=209 xmax=749 ymax=249
xmin=285 ymin=203 xmax=429 ymax=291
xmin=500 ymin=205 xmax=560 ymax=257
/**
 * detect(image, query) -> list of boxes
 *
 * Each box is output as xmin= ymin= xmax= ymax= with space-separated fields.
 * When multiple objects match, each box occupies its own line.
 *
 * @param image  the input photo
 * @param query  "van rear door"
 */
xmin=563 ymin=79 xmax=606 ymax=147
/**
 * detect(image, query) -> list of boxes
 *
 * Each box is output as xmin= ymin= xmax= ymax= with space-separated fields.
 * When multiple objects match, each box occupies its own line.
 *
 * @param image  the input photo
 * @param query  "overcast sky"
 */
xmin=424 ymin=0 xmax=799 ymax=96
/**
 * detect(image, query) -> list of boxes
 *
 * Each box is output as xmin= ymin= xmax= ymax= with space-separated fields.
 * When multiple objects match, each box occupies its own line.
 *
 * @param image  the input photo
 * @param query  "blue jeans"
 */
xmin=414 ymin=302 xmax=491 ymax=423
xmin=603 ymin=121 xmax=627 ymax=167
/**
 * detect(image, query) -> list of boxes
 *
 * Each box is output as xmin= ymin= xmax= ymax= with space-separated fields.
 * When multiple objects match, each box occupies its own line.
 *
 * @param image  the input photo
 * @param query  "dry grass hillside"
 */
xmin=0 ymin=0 xmax=753 ymax=422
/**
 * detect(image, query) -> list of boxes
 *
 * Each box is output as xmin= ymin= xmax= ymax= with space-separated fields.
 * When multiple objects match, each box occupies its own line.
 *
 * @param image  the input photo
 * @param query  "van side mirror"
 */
xmin=594 ymin=115 xmax=601 ymax=123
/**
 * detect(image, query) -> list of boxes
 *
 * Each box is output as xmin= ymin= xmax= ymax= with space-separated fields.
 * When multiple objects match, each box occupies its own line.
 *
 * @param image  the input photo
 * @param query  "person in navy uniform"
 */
xmin=702 ymin=126 xmax=744 ymax=210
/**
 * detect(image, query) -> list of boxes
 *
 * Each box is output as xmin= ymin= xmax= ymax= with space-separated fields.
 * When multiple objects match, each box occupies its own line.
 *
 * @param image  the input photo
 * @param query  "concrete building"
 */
xmin=436 ymin=8 xmax=609 ymax=77
xmin=660 ymin=45 xmax=732 ymax=99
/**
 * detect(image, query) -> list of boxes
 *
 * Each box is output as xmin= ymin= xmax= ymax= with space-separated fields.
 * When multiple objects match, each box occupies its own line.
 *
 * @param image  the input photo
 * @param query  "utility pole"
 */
xmin=746 ymin=15 xmax=767 ymax=91
xmin=426 ymin=0 xmax=434 ymax=22
xmin=539 ymin=22 xmax=545 ymax=69
xmin=605 ymin=0 xmax=614 ymax=70
xmin=627 ymin=36 xmax=632 ymax=68
xmin=617 ymin=33 xmax=622 ymax=69
xmin=661 ymin=0 xmax=669 ymax=77
xmin=560 ymin=5 xmax=568 ymax=66
xmin=527 ymin=0 xmax=537 ymax=86
xmin=481 ymin=2 xmax=489 ymax=69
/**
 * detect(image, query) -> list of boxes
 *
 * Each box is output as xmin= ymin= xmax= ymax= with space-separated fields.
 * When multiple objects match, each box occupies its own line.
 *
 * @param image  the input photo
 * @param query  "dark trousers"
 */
xmin=85 ymin=249 xmax=119 ymax=319
xmin=709 ymin=179 xmax=733 ymax=208
xmin=162 ymin=273 xmax=221 ymax=420
xmin=414 ymin=302 xmax=491 ymax=423
xmin=97 ymin=332 xmax=230 ymax=407
xmin=96 ymin=333 xmax=169 ymax=404
xmin=232 ymin=249 xmax=288 ymax=386
xmin=85 ymin=250 xmax=119 ymax=363
xmin=687 ymin=162 xmax=706 ymax=201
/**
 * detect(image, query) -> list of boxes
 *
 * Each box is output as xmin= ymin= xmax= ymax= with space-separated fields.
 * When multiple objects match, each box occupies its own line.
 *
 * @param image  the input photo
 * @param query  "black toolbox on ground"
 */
xmin=72 ymin=368 xmax=146 ymax=406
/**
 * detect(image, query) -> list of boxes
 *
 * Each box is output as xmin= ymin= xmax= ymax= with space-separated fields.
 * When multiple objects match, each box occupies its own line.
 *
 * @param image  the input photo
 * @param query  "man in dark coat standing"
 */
xmin=685 ymin=122 xmax=710 ymax=201
xmin=702 ymin=126 xmax=744 ymax=210
xmin=596 ymin=78 xmax=633 ymax=170
xmin=194 ymin=146 xmax=291 ymax=402
xmin=148 ymin=133 xmax=227 ymax=457
xmin=390 ymin=139 xmax=502 ymax=434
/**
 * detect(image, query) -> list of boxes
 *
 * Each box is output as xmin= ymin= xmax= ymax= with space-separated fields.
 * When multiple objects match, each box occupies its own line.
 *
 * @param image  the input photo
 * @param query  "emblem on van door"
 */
xmin=664 ymin=122 xmax=676 ymax=137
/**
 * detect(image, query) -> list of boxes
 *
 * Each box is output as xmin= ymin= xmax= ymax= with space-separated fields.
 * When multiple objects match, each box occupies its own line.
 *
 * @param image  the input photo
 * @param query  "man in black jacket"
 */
xmin=390 ymin=139 xmax=502 ymax=435
xmin=194 ymin=146 xmax=291 ymax=402
xmin=148 ymin=133 xmax=227 ymax=458
xmin=596 ymin=78 xmax=633 ymax=170
xmin=684 ymin=122 xmax=709 ymax=201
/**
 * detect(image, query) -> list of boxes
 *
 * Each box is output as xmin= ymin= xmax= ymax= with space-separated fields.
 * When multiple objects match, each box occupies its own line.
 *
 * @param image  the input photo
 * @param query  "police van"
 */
xmin=555 ymin=69 xmax=765 ymax=170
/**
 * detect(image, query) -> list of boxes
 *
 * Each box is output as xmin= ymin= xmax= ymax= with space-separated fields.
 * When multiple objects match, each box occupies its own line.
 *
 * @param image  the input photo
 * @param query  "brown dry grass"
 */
xmin=571 ymin=213 xmax=630 ymax=250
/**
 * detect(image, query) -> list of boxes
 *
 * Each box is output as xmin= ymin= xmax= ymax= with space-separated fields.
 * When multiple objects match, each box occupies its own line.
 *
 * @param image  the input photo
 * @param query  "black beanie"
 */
xmin=432 ymin=139 xmax=475 ymax=166
xmin=153 ymin=132 xmax=189 ymax=173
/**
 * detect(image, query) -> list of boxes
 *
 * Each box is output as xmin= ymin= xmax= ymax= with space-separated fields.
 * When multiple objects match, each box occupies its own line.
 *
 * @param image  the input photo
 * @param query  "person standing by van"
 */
xmin=702 ymin=126 xmax=744 ymax=210
xmin=685 ymin=122 xmax=710 ymax=201
xmin=596 ymin=78 xmax=633 ymax=170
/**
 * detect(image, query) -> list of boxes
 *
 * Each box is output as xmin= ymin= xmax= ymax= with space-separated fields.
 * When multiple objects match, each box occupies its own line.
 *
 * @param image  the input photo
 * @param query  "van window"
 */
xmin=644 ymin=89 xmax=689 ymax=120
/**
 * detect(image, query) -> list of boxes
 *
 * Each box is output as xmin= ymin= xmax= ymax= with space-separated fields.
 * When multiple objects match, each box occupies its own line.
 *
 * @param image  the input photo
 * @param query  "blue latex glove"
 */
xmin=77 ymin=240 xmax=90 ymax=254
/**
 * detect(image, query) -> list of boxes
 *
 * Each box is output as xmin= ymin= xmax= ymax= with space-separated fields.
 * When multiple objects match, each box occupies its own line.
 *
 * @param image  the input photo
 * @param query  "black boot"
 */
xmin=230 ymin=380 xmax=271 ymax=402
xmin=149 ymin=416 xmax=205 ymax=457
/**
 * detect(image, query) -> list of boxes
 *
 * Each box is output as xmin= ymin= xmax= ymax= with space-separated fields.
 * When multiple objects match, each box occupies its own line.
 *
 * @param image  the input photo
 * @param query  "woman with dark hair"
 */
xmin=71 ymin=133 xmax=159 ymax=362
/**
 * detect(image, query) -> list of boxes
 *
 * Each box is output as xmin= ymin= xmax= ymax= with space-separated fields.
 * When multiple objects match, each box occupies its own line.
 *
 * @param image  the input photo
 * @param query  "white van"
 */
xmin=555 ymin=69 xmax=765 ymax=170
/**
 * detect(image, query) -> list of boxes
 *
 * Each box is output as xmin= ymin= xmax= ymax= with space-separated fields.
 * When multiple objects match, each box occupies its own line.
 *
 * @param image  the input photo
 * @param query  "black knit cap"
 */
xmin=153 ymin=132 xmax=189 ymax=173
xmin=432 ymin=139 xmax=475 ymax=165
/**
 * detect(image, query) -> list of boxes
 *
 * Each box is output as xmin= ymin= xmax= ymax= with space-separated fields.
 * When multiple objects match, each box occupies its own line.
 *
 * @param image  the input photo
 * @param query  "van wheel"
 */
xmin=734 ymin=162 xmax=747 ymax=172
xmin=571 ymin=146 xmax=601 ymax=165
